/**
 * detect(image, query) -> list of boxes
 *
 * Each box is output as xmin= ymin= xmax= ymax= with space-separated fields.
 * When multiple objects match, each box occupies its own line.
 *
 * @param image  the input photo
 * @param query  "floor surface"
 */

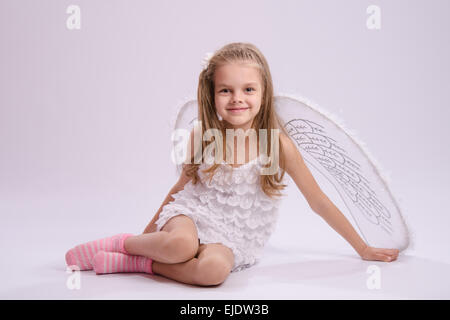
xmin=1 ymin=181 xmax=449 ymax=300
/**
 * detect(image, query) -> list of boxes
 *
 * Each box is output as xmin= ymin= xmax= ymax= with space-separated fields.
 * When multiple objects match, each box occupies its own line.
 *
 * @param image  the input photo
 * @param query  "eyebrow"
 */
xmin=216 ymin=82 xmax=259 ymax=88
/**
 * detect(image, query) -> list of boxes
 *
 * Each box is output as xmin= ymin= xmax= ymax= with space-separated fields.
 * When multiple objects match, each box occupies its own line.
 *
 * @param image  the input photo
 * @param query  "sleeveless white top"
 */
xmin=155 ymin=154 xmax=286 ymax=273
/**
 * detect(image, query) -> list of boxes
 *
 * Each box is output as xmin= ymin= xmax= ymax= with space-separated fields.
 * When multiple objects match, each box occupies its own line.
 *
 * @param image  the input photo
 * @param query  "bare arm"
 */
xmin=314 ymin=195 xmax=400 ymax=261
xmin=142 ymin=182 xmax=186 ymax=234
xmin=143 ymin=129 xmax=195 ymax=234
xmin=280 ymin=133 xmax=399 ymax=261
xmin=280 ymin=133 xmax=368 ymax=255
xmin=279 ymin=132 xmax=328 ymax=210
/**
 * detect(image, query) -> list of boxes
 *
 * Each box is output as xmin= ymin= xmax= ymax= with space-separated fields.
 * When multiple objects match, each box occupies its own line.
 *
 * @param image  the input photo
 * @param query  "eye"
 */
xmin=246 ymin=87 xmax=255 ymax=92
xmin=220 ymin=89 xmax=230 ymax=93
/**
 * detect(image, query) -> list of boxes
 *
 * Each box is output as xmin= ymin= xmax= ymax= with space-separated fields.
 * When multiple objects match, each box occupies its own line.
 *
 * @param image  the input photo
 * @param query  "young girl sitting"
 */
xmin=65 ymin=42 xmax=399 ymax=287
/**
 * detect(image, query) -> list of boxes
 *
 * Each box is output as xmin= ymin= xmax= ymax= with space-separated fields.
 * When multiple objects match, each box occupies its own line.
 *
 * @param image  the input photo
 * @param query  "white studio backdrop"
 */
xmin=0 ymin=0 xmax=450 ymax=298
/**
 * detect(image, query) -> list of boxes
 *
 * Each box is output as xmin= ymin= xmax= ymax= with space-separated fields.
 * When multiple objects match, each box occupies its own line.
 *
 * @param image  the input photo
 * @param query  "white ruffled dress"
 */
xmin=154 ymin=154 xmax=285 ymax=272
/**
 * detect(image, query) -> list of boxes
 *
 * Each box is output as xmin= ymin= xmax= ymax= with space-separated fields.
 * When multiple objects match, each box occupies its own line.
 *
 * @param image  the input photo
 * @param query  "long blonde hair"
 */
xmin=184 ymin=42 xmax=288 ymax=199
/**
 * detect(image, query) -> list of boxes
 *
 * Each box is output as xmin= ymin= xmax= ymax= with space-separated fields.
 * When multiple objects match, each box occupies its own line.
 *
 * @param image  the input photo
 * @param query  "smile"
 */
xmin=227 ymin=107 xmax=249 ymax=113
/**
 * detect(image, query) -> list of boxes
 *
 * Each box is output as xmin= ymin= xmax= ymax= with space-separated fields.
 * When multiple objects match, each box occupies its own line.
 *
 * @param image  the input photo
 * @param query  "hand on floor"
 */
xmin=359 ymin=246 xmax=399 ymax=262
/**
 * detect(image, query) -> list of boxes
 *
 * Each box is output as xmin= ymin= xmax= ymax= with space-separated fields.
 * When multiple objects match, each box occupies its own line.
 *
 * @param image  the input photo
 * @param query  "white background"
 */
xmin=1 ymin=0 xmax=449 ymax=299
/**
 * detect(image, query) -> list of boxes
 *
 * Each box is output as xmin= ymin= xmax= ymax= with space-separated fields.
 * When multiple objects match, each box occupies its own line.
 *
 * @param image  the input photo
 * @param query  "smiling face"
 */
xmin=214 ymin=62 xmax=263 ymax=131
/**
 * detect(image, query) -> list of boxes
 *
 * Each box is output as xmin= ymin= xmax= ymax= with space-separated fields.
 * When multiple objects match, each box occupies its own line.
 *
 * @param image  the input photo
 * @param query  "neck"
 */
xmin=223 ymin=119 xmax=254 ymax=132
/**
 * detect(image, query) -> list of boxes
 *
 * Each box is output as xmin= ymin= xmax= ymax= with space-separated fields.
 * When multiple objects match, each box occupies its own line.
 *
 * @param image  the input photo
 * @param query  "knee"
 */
xmin=195 ymin=256 xmax=232 ymax=286
xmin=163 ymin=233 xmax=199 ymax=263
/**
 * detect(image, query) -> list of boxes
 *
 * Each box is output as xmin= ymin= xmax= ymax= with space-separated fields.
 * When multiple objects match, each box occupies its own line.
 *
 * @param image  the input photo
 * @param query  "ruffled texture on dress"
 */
xmin=154 ymin=155 xmax=285 ymax=273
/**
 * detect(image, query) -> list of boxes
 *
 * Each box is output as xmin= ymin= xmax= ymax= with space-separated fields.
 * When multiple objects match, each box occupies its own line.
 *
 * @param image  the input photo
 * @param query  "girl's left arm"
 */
xmin=280 ymin=133 xmax=399 ymax=262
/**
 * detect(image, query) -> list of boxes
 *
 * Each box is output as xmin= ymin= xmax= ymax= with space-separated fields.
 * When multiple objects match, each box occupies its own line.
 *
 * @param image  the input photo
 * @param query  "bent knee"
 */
xmin=163 ymin=234 xmax=199 ymax=263
xmin=195 ymin=256 xmax=232 ymax=286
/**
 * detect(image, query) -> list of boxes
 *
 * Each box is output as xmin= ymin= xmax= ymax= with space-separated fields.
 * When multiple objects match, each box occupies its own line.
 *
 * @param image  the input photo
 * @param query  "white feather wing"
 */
xmin=274 ymin=94 xmax=410 ymax=251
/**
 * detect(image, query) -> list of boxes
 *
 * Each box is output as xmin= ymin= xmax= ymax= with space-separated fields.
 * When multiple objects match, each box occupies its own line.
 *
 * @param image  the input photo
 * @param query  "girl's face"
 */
xmin=214 ymin=62 xmax=263 ymax=131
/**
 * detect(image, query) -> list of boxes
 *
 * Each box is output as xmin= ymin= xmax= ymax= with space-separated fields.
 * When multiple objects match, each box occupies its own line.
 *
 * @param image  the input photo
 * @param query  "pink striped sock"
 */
xmin=65 ymin=233 xmax=134 ymax=270
xmin=93 ymin=251 xmax=153 ymax=275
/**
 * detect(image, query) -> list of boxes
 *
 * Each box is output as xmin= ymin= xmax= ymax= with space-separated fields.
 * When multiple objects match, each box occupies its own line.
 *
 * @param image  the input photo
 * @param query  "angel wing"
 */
xmin=170 ymin=98 xmax=199 ymax=174
xmin=170 ymin=94 xmax=410 ymax=251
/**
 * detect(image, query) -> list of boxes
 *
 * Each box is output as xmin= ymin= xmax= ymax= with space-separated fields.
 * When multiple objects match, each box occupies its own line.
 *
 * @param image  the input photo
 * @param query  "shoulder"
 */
xmin=279 ymin=131 xmax=298 ymax=169
xmin=279 ymin=131 xmax=294 ymax=150
xmin=280 ymin=130 xmax=303 ymax=175
xmin=277 ymin=130 xmax=327 ymax=209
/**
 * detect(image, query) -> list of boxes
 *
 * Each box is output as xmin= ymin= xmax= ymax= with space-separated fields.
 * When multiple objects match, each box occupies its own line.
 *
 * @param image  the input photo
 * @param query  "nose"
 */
xmin=231 ymin=92 xmax=243 ymax=104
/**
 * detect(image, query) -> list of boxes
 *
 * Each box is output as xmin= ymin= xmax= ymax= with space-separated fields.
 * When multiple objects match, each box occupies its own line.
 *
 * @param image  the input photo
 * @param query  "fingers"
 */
xmin=361 ymin=247 xmax=399 ymax=262
xmin=379 ymin=248 xmax=398 ymax=254
xmin=383 ymin=253 xmax=398 ymax=262
xmin=375 ymin=253 xmax=391 ymax=262
xmin=375 ymin=252 xmax=398 ymax=262
xmin=376 ymin=248 xmax=400 ymax=261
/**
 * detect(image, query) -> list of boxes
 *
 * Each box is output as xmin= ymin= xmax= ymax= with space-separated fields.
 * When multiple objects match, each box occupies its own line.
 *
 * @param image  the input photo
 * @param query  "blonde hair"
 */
xmin=184 ymin=42 xmax=288 ymax=199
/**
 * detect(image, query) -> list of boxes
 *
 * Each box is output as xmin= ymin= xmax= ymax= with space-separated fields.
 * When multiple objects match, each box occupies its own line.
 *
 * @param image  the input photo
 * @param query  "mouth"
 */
xmin=227 ymin=107 xmax=249 ymax=114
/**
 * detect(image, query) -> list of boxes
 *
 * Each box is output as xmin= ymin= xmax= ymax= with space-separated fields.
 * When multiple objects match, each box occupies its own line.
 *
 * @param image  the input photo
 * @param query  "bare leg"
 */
xmin=152 ymin=243 xmax=235 ymax=287
xmin=123 ymin=214 xmax=199 ymax=264
xmin=124 ymin=231 xmax=173 ymax=263
xmin=152 ymin=257 xmax=199 ymax=285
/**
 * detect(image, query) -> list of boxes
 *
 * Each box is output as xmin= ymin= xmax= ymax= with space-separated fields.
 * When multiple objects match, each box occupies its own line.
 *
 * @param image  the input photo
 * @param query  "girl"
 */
xmin=65 ymin=42 xmax=399 ymax=287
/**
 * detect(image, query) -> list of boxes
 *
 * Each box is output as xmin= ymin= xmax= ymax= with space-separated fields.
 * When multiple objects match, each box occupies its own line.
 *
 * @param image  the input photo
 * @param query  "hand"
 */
xmin=142 ymin=222 xmax=157 ymax=234
xmin=359 ymin=246 xmax=399 ymax=262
